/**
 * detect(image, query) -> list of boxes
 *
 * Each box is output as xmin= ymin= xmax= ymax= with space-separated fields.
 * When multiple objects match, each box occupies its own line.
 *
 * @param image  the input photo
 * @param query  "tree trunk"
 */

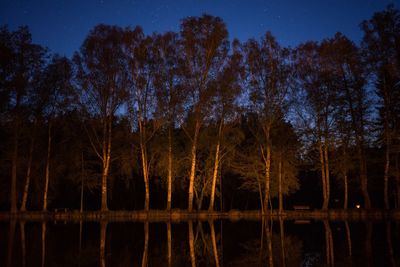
xmin=10 ymin=118 xmax=19 ymax=213
xmin=209 ymin=119 xmax=223 ymax=211
xmin=278 ymin=154 xmax=283 ymax=213
xmin=344 ymin=172 xmax=348 ymax=210
xmin=167 ymin=126 xmax=173 ymax=210
xmin=395 ymin=154 xmax=400 ymax=208
xmin=188 ymin=121 xmax=200 ymax=212
xmin=319 ymin=141 xmax=327 ymax=210
xmin=101 ymin=117 xmax=112 ymax=212
xmin=359 ymin=152 xmax=371 ymax=209
xmin=324 ymin=144 xmax=330 ymax=210
xmin=80 ymin=152 xmax=85 ymax=213
xmin=20 ymin=128 xmax=35 ymax=211
xmin=43 ymin=121 xmax=52 ymax=212
xmin=384 ymin=140 xmax=390 ymax=209
xmin=139 ymin=119 xmax=151 ymax=211
xmin=263 ymin=130 xmax=271 ymax=214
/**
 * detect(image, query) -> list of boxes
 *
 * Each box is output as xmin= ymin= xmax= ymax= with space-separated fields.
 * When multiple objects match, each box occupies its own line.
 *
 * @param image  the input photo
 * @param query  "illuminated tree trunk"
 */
xmin=21 ymin=120 xmax=37 ymax=211
xmin=344 ymin=172 xmax=348 ymax=210
xmin=101 ymin=117 xmax=112 ymax=212
xmin=209 ymin=119 xmax=223 ymax=211
xmin=324 ymin=144 xmax=330 ymax=209
xmin=188 ymin=121 xmax=200 ymax=212
xmin=139 ymin=119 xmax=150 ymax=211
xmin=141 ymin=222 xmax=149 ymax=267
xmin=262 ymin=128 xmax=272 ymax=214
xmin=43 ymin=121 xmax=52 ymax=211
xmin=167 ymin=126 xmax=173 ymax=210
xmin=319 ymin=141 xmax=328 ymax=210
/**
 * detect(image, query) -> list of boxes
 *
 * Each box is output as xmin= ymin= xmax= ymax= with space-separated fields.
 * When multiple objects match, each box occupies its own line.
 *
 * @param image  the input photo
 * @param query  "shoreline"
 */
xmin=1 ymin=209 xmax=399 ymax=222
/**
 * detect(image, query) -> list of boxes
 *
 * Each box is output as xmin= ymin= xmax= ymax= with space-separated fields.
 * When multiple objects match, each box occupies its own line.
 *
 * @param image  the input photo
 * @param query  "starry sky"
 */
xmin=0 ymin=0 xmax=397 ymax=57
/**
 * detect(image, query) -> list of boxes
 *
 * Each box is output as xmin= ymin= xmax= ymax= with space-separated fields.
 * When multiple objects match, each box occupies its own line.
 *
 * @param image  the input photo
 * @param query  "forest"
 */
xmin=1 ymin=5 xmax=399 ymax=214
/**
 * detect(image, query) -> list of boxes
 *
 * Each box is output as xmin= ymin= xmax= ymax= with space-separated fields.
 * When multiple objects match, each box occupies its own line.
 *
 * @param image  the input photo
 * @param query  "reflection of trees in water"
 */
xmin=228 ymin=224 xmax=303 ymax=267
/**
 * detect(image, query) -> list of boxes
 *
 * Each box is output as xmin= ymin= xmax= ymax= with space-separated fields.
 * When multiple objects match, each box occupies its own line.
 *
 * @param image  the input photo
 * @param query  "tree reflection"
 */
xmin=20 ymin=221 xmax=26 ymax=267
xmin=141 ymin=221 xmax=149 ymax=267
xmin=7 ymin=220 xmax=16 ymax=267
xmin=188 ymin=221 xmax=196 ymax=267
xmin=364 ymin=222 xmax=373 ymax=267
xmin=99 ymin=221 xmax=107 ymax=267
xmin=41 ymin=221 xmax=47 ymax=267
xmin=385 ymin=222 xmax=396 ymax=267
xmin=167 ymin=222 xmax=172 ymax=267
xmin=324 ymin=220 xmax=334 ymax=267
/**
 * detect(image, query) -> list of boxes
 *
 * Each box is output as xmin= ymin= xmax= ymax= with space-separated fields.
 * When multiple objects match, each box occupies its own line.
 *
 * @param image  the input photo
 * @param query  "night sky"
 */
xmin=0 ymin=0 xmax=398 ymax=57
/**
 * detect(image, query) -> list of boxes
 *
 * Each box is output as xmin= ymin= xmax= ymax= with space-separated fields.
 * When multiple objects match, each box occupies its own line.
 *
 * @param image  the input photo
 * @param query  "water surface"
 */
xmin=1 ymin=219 xmax=399 ymax=266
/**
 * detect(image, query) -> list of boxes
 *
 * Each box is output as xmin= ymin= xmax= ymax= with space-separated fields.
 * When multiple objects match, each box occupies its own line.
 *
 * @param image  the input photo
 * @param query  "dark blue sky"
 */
xmin=1 ymin=0 xmax=397 ymax=57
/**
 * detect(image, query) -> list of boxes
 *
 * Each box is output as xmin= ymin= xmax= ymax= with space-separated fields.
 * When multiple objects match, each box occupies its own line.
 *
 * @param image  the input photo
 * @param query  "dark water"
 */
xmin=1 ymin=219 xmax=399 ymax=267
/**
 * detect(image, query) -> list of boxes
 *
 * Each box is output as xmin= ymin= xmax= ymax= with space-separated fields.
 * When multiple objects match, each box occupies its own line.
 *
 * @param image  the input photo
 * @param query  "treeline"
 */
xmin=1 ymin=6 xmax=399 ymax=213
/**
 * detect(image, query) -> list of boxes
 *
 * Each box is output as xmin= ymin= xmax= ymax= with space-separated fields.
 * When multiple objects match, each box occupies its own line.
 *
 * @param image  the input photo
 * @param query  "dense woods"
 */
xmin=1 ymin=6 xmax=399 ymax=213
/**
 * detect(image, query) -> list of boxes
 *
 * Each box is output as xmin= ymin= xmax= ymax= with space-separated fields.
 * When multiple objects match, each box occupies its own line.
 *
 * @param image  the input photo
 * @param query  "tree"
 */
xmin=0 ymin=26 xmax=46 ymax=213
xmin=362 ymin=5 xmax=400 ymax=209
xmin=180 ymin=15 xmax=229 ymax=211
xmin=327 ymin=33 xmax=372 ymax=209
xmin=74 ymin=24 xmax=129 ymax=211
xmin=36 ymin=56 xmax=74 ymax=211
xmin=243 ymin=32 xmax=291 ymax=213
xmin=152 ymin=32 xmax=185 ymax=210
xmin=207 ymin=42 xmax=243 ymax=211
xmin=126 ymin=28 xmax=158 ymax=211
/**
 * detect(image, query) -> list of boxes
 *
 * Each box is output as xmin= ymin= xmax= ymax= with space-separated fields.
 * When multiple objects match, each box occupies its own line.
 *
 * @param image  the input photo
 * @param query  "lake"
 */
xmin=1 ymin=218 xmax=399 ymax=266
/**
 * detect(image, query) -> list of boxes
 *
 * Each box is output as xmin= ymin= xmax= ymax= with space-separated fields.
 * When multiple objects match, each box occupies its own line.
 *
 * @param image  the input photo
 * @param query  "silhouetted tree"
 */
xmin=74 ymin=24 xmax=129 ymax=211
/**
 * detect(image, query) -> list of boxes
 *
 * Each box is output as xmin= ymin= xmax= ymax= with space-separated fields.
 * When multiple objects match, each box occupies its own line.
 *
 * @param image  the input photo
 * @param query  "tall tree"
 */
xmin=74 ymin=24 xmax=129 ymax=211
xmin=36 ymin=56 xmax=74 ymax=211
xmin=126 ymin=28 xmax=158 ymax=211
xmin=362 ymin=5 xmax=400 ymax=209
xmin=152 ymin=32 xmax=184 ymax=210
xmin=0 ymin=26 xmax=46 ymax=213
xmin=244 ymin=32 xmax=291 ymax=213
xmin=294 ymin=41 xmax=338 ymax=210
xmin=328 ymin=33 xmax=372 ymax=209
xmin=180 ymin=15 xmax=229 ymax=211
xmin=207 ymin=41 xmax=243 ymax=211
